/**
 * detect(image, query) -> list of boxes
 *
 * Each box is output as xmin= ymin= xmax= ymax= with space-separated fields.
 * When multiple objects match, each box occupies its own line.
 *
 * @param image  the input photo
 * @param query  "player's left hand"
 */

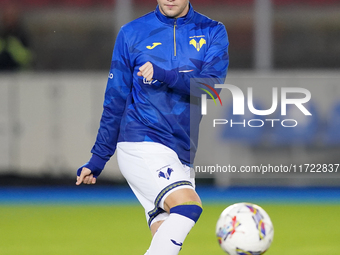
xmin=76 ymin=167 xmax=96 ymax=185
xmin=137 ymin=61 xmax=154 ymax=81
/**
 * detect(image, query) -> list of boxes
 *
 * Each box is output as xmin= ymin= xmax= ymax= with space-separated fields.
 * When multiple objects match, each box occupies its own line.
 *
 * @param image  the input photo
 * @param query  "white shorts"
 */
xmin=117 ymin=142 xmax=195 ymax=227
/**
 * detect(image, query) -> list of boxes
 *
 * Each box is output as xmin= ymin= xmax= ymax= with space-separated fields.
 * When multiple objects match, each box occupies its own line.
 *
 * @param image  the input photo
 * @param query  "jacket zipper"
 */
xmin=173 ymin=19 xmax=177 ymax=57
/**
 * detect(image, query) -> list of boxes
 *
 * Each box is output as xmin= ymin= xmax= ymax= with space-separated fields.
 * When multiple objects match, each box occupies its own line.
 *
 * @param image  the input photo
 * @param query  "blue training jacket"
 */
xmin=84 ymin=3 xmax=229 ymax=177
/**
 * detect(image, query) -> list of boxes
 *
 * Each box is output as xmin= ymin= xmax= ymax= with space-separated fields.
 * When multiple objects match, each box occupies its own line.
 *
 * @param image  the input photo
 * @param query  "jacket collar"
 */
xmin=155 ymin=2 xmax=194 ymax=26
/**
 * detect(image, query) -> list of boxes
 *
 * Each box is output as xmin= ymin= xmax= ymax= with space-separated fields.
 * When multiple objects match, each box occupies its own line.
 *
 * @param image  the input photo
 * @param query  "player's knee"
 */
xmin=163 ymin=187 xmax=201 ymax=212
xmin=170 ymin=202 xmax=203 ymax=223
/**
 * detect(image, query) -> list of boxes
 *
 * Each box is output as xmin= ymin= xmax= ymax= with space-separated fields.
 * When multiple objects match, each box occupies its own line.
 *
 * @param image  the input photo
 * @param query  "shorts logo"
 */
xmin=158 ymin=168 xmax=174 ymax=180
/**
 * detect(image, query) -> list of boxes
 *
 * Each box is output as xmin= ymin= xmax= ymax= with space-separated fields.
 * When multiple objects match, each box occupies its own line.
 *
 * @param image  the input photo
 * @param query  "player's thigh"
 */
xmin=163 ymin=188 xmax=202 ymax=212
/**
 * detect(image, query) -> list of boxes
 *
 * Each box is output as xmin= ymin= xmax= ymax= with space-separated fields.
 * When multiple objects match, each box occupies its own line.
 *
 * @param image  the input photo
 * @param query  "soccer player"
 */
xmin=76 ymin=0 xmax=229 ymax=254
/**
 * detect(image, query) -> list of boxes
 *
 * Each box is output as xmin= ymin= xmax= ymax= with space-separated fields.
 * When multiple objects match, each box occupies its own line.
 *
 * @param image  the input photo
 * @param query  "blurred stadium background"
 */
xmin=1 ymin=0 xmax=340 ymax=254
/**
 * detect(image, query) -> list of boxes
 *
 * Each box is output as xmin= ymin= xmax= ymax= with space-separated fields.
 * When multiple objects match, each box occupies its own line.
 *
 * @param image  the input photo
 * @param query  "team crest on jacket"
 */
xmin=190 ymin=38 xmax=206 ymax=52
xmin=158 ymin=168 xmax=174 ymax=180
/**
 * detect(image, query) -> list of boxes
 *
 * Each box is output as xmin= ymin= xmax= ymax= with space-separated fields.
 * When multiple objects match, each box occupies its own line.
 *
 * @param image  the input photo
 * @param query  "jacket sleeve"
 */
xmin=87 ymin=29 xmax=133 ymax=174
xmin=153 ymin=23 xmax=229 ymax=98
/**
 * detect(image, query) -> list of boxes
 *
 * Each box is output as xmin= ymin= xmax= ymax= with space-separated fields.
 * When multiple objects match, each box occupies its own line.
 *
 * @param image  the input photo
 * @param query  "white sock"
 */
xmin=147 ymin=213 xmax=195 ymax=255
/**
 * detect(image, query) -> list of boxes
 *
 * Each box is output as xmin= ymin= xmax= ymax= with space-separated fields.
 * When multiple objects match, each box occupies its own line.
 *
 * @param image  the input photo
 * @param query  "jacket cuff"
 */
xmin=153 ymin=63 xmax=177 ymax=85
xmin=88 ymin=153 xmax=107 ymax=170
xmin=77 ymin=154 xmax=107 ymax=178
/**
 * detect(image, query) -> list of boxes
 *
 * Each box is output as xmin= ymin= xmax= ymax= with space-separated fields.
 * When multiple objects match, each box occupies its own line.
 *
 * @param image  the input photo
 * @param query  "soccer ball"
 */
xmin=216 ymin=202 xmax=274 ymax=255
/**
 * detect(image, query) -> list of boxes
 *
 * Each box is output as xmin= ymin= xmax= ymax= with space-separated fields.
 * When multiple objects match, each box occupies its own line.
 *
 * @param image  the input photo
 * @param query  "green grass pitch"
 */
xmin=1 ymin=204 xmax=340 ymax=254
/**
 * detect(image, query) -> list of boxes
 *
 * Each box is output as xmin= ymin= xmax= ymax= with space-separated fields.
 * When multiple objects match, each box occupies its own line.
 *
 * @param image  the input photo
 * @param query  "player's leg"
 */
xmin=150 ymin=187 xmax=201 ymax=236
xmin=117 ymin=142 xmax=200 ymax=255
xmin=146 ymin=188 xmax=202 ymax=255
xmin=163 ymin=187 xmax=201 ymax=211
xmin=150 ymin=220 xmax=164 ymax=236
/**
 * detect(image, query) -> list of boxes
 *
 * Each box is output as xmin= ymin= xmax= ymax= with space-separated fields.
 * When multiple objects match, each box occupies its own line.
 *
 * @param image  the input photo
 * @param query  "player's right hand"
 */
xmin=76 ymin=167 xmax=96 ymax=185
xmin=137 ymin=61 xmax=154 ymax=81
